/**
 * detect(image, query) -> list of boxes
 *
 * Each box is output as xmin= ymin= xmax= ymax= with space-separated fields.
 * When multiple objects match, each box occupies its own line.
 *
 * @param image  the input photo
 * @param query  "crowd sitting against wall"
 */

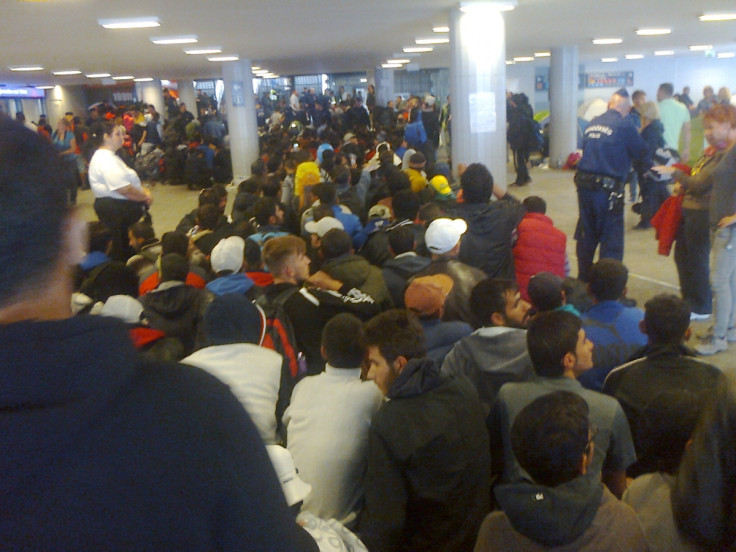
xmin=2 ymin=80 xmax=735 ymax=551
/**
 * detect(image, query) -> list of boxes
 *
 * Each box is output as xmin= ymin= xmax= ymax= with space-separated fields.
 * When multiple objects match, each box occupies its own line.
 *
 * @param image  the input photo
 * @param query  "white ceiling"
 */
xmin=3 ymin=0 xmax=736 ymax=87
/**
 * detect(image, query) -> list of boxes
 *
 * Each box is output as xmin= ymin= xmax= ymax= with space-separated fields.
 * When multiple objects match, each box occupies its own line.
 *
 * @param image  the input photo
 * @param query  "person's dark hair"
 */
xmin=320 ymin=229 xmax=351 ymax=259
xmin=233 ymin=219 xmax=257 ymax=240
xmin=527 ymin=311 xmax=582 ymax=377
xmin=196 ymin=204 xmax=220 ymax=230
xmin=362 ymin=309 xmax=427 ymax=365
xmin=266 ymin=156 xmax=282 ymax=174
xmin=658 ymin=82 xmax=674 ymax=97
xmin=251 ymin=158 xmax=266 ymax=177
xmin=87 ymin=221 xmax=112 ymax=254
xmin=673 ymin=378 xmax=736 ymax=550
xmin=643 ymin=294 xmax=690 ymax=345
xmin=470 ymin=278 xmax=517 ymax=327
xmin=418 ymin=202 xmax=445 ymax=227
xmin=632 ymin=89 xmax=646 ymax=103
xmin=391 ymin=190 xmax=420 ymax=221
xmin=198 ymin=188 xmax=219 ymax=207
xmin=386 ymin=169 xmax=411 ymax=196
xmin=460 ymin=163 xmax=494 ymax=203
xmin=160 ymin=231 xmax=189 ymax=257
xmin=244 ymin=238 xmax=263 ymax=270
xmin=388 ymin=226 xmax=414 ymax=255
xmin=253 ymin=197 xmax=279 ymax=227
xmin=314 ymin=182 xmax=337 ymax=206
xmin=128 ymin=220 xmax=155 ymax=243
xmin=159 ymin=253 xmax=188 ymax=283
xmin=261 ymin=174 xmax=281 ymax=198
xmin=588 ymin=258 xmax=628 ymax=300
xmin=408 ymin=107 xmax=420 ymax=123
xmin=511 ymin=391 xmax=590 ymax=487
xmin=523 ymin=196 xmax=546 ymax=214
xmin=333 ymin=165 xmax=350 ymax=186
xmin=322 ymin=313 xmax=365 ymax=368
xmin=312 ymin=203 xmax=333 ymax=222
xmin=86 ymin=120 xmax=116 ymax=156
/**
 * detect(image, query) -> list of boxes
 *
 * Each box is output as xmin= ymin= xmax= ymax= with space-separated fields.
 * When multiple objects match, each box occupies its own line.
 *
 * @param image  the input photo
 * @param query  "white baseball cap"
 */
xmin=210 ymin=236 xmax=245 ymax=273
xmin=425 ymin=218 xmax=468 ymax=254
xmin=304 ymin=216 xmax=344 ymax=237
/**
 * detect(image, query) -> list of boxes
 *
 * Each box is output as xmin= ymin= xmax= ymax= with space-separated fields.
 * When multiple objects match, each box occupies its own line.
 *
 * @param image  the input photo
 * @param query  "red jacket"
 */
xmin=513 ymin=212 xmax=567 ymax=301
xmin=651 ymin=195 xmax=683 ymax=256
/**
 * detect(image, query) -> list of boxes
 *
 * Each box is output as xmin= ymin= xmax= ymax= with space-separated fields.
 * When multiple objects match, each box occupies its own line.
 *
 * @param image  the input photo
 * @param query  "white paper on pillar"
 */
xmin=231 ymin=81 xmax=244 ymax=107
xmin=468 ymin=92 xmax=496 ymax=134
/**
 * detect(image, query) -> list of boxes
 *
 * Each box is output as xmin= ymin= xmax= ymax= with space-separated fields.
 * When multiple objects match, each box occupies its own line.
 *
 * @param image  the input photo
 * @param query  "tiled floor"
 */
xmin=74 ymin=161 xmax=735 ymax=376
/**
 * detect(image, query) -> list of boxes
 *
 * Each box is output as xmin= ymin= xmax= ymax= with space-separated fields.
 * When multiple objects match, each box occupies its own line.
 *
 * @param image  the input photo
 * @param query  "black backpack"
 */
xmin=256 ymin=288 xmax=307 ymax=381
xmin=184 ymin=149 xmax=212 ymax=190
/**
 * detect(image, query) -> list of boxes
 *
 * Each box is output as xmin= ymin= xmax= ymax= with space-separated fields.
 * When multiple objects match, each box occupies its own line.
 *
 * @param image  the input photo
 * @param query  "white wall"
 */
xmin=45 ymin=85 xmax=87 ymax=124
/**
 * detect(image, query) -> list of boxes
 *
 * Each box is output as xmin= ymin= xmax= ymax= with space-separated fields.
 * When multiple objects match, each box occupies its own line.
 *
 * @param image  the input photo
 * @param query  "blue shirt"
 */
xmin=578 ymin=109 xmax=647 ymax=181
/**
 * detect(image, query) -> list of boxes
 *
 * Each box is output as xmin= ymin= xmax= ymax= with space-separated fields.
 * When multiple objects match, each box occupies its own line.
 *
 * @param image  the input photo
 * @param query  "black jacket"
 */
xmin=414 ymin=258 xmax=487 ymax=326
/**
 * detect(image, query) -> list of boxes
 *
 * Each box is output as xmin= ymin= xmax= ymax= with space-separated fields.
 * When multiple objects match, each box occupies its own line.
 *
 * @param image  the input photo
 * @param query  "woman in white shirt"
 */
xmin=88 ymin=121 xmax=153 ymax=261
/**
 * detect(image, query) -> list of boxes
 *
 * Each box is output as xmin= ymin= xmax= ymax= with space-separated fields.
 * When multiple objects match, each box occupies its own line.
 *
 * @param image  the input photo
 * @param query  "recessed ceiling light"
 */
xmin=717 ymin=52 xmax=735 ymax=58
xmin=415 ymin=38 xmax=450 ymax=45
xmin=9 ymin=65 xmax=43 ymax=71
xmin=134 ymin=77 xmax=154 ymax=82
xmin=699 ymin=13 xmax=736 ymax=22
xmin=387 ymin=59 xmax=410 ymax=64
xmin=636 ymin=28 xmax=671 ymax=36
xmin=112 ymin=75 xmax=135 ymax=80
xmin=403 ymin=47 xmax=433 ymax=53
xmin=433 ymin=26 xmax=449 ymax=33
xmin=593 ymin=38 xmax=623 ymax=45
xmin=689 ymin=44 xmax=713 ymax=51
xmin=513 ymin=56 xmax=534 ymax=62
xmin=625 ymin=54 xmax=644 ymax=60
xmin=185 ymin=48 xmax=222 ymax=55
xmin=382 ymin=63 xmax=402 ymax=68
xmin=208 ymin=55 xmax=239 ymax=62
xmin=251 ymin=66 xmax=260 ymax=71
xmin=360 ymin=78 xmax=368 ymax=83
xmin=86 ymin=73 xmax=111 ymax=78
xmin=98 ymin=17 xmax=160 ymax=29
xmin=601 ymin=57 xmax=618 ymax=63
xmin=534 ymin=52 xmax=551 ymax=57
xmin=151 ymin=35 xmax=198 ymax=45
xmin=36 ymin=86 xmax=54 ymax=90
xmin=654 ymin=50 xmax=674 ymax=56
xmin=52 ymin=70 xmax=81 ymax=76
xmin=506 ymin=60 xmax=515 ymax=65
xmin=253 ymin=69 xmax=269 ymax=74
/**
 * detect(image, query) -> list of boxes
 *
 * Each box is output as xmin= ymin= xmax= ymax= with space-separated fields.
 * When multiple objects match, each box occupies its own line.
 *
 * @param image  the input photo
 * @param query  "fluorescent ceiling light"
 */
xmin=513 ymin=56 xmax=534 ymax=62
xmin=654 ymin=50 xmax=674 ymax=56
xmin=636 ymin=28 xmax=671 ymax=35
xmin=717 ymin=52 xmax=735 ymax=58
xmin=185 ymin=48 xmax=222 ymax=55
xmin=360 ymin=78 xmax=368 ymax=82
xmin=151 ymin=35 xmax=198 ymax=45
xmin=36 ymin=86 xmax=54 ymax=90
xmin=99 ymin=17 xmax=160 ymax=29
xmin=208 ymin=55 xmax=239 ymax=62
xmin=460 ymin=1 xmax=516 ymax=13
xmin=161 ymin=80 xmax=171 ymax=86
xmin=625 ymin=54 xmax=644 ymax=60
xmin=9 ymin=65 xmax=43 ymax=71
xmin=689 ymin=44 xmax=713 ymax=51
xmin=534 ymin=52 xmax=551 ymax=57
xmin=593 ymin=38 xmax=623 ymax=45
xmin=699 ymin=13 xmax=736 ymax=22
xmin=251 ymin=66 xmax=260 ymax=71
xmin=403 ymin=47 xmax=433 ymax=53
xmin=505 ymin=60 xmax=515 ymax=65
xmin=134 ymin=77 xmax=154 ymax=82
xmin=253 ymin=70 xmax=269 ymax=74
xmin=415 ymin=38 xmax=450 ymax=45
xmin=112 ymin=75 xmax=135 ymax=80
xmin=433 ymin=26 xmax=449 ymax=33
xmin=382 ymin=63 xmax=402 ymax=68
xmin=387 ymin=59 xmax=410 ymax=64
xmin=52 ymin=70 xmax=81 ymax=76
xmin=86 ymin=73 xmax=111 ymax=78
xmin=601 ymin=57 xmax=618 ymax=63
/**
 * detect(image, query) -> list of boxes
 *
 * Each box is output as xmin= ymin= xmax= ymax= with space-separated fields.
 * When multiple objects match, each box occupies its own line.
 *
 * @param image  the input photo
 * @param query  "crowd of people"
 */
xmin=2 ymin=77 xmax=736 ymax=550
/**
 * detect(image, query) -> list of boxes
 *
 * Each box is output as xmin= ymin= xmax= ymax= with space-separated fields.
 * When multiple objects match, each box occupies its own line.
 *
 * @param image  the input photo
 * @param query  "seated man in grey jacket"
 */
xmin=441 ymin=278 xmax=533 ymax=411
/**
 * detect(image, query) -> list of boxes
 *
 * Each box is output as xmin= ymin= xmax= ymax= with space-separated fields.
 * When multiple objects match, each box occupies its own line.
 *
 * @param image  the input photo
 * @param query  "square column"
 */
xmin=549 ymin=46 xmax=579 ymax=168
xmin=221 ymin=59 xmax=260 ymax=183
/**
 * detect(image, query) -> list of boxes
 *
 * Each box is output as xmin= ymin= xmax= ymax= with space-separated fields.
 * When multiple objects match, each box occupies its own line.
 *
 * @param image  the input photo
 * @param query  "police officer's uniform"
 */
xmin=575 ymin=107 xmax=647 ymax=281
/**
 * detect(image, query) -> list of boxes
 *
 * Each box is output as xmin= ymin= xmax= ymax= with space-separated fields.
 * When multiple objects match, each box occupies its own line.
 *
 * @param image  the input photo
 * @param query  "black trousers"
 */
xmin=675 ymin=208 xmax=712 ymax=314
xmin=94 ymin=197 xmax=146 ymax=262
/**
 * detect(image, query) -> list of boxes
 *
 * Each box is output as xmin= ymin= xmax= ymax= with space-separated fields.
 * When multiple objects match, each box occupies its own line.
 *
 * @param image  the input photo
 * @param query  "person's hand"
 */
xmin=652 ymin=165 xmax=676 ymax=175
xmin=306 ymin=271 xmax=343 ymax=291
xmin=672 ymin=182 xmax=684 ymax=196
xmin=143 ymin=190 xmax=153 ymax=207
xmin=718 ymin=214 xmax=736 ymax=229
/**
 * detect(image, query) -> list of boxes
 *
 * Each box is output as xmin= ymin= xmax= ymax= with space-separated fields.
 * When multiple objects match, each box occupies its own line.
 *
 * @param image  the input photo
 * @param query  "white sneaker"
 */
xmin=690 ymin=312 xmax=712 ymax=321
xmin=696 ymin=336 xmax=728 ymax=356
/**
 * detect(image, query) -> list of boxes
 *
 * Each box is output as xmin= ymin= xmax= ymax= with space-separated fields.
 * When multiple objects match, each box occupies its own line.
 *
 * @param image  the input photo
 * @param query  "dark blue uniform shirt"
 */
xmin=578 ymin=109 xmax=647 ymax=181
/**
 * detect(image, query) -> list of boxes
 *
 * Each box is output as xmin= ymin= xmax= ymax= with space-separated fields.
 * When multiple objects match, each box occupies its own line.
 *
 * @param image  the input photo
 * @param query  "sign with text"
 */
xmin=0 ymin=87 xmax=45 ymax=99
xmin=584 ymin=71 xmax=634 ymax=89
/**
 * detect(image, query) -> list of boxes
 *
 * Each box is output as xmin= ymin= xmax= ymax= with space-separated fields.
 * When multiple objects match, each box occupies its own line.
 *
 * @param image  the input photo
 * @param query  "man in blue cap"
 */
xmin=574 ymin=89 xmax=648 ymax=281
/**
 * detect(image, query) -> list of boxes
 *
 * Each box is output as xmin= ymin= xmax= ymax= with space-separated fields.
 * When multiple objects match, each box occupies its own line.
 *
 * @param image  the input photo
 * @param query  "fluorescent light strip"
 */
xmin=513 ymin=56 xmax=534 ymax=62
xmin=403 ymin=47 xmax=433 ymax=53
xmin=151 ymin=36 xmax=198 ymax=45
xmin=112 ymin=75 xmax=135 ymax=80
xmin=185 ymin=48 xmax=222 ymax=55
xmin=36 ymin=86 xmax=54 ymax=90
xmin=134 ymin=77 xmax=154 ymax=82
xmin=460 ymin=2 xmax=515 ymax=13
xmin=9 ymin=66 xmax=43 ymax=71
xmin=52 ymin=70 xmax=81 ymax=76
xmin=415 ymin=38 xmax=450 ymax=45
xmin=690 ymin=44 xmax=713 ymax=51
xmin=208 ymin=55 xmax=239 ymax=62
xmin=506 ymin=60 xmax=515 ymax=65
xmin=601 ymin=57 xmax=618 ymax=63
xmin=636 ymin=28 xmax=671 ymax=36
xmin=360 ymin=78 xmax=368 ymax=83
xmin=99 ymin=17 xmax=160 ymax=29
xmin=433 ymin=26 xmax=449 ymax=33
xmin=86 ymin=73 xmax=111 ymax=78
xmin=534 ymin=52 xmax=551 ymax=57
xmin=654 ymin=50 xmax=674 ymax=56
xmin=387 ymin=59 xmax=410 ymax=64
xmin=593 ymin=38 xmax=622 ymax=45
xmin=382 ymin=63 xmax=402 ymax=68
xmin=699 ymin=13 xmax=736 ymax=22
xmin=625 ymin=54 xmax=644 ymax=60
xmin=717 ymin=52 xmax=736 ymax=58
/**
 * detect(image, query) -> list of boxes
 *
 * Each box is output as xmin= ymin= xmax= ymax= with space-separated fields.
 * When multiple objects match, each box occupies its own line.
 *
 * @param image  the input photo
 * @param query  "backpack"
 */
xmin=184 ymin=148 xmax=212 ymax=190
xmin=256 ymin=287 xmax=307 ymax=380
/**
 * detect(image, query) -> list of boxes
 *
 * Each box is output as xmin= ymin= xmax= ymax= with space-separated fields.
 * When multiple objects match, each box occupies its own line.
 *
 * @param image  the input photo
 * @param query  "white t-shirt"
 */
xmin=88 ymin=148 xmax=143 ymax=200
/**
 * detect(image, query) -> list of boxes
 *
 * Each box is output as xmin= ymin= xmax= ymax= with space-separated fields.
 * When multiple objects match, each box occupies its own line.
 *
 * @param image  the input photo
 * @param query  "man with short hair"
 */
xmin=284 ymin=313 xmax=383 ymax=527
xmin=359 ymin=309 xmax=490 ymax=552
xmin=126 ymin=220 xmax=161 ymax=280
xmin=579 ymin=259 xmax=647 ymax=391
xmin=382 ymin=225 xmax=431 ymax=307
xmin=442 ymin=278 xmax=532 ymax=409
xmin=248 ymin=197 xmax=289 ymax=248
xmin=657 ymin=82 xmax=691 ymax=162
xmin=489 ymin=310 xmax=636 ymax=499
xmin=0 ymin=117 xmax=317 ymax=550
xmin=476 ymin=392 xmax=647 ymax=551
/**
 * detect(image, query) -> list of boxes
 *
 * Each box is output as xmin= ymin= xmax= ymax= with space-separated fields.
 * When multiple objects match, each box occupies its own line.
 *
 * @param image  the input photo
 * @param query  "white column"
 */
xmin=221 ymin=58 xmax=259 ymax=183
xmin=135 ymin=79 xmax=165 ymax=115
xmin=374 ymin=67 xmax=395 ymax=107
xmin=450 ymin=2 xmax=510 ymax=187
xmin=177 ymin=79 xmax=197 ymax=118
xmin=549 ymin=46 xmax=579 ymax=168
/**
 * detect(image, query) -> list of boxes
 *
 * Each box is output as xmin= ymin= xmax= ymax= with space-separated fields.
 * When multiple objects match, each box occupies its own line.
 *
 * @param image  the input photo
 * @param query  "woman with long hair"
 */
xmin=52 ymin=117 xmax=80 ymax=205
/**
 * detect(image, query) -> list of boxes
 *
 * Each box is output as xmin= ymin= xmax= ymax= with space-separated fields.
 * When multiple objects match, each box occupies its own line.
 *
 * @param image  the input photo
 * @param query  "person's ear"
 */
xmin=562 ymin=351 xmax=576 ymax=372
xmin=684 ymin=327 xmax=692 ymax=342
xmin=320 ymin=345 xmax=328 ymax=361
xmin=392 ymin=355 xmax=408 ymax=375
xmin=490 ymin=312 xmax=505 ymax=327
xmin=62 ymin=210 xmax=87 ymax=266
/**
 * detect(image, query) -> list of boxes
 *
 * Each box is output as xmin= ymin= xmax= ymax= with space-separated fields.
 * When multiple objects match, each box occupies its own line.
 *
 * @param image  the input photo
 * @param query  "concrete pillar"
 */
xmin=549 ymin=46 xmax=579 ymax=168
xmin=45 ymin=85 xmax=88 ymax=124
xmin=374 ymin=67 xmax=395 ymax=107
xmin=450 ymin=2 xmax=509 ymax=187
xmin=177 ymin=79 xmax=197 ymax=118
xmin=135 ymin=79 xmax=165 ymax=115
xmin=221 ymin=58 xmax=260 ymax=183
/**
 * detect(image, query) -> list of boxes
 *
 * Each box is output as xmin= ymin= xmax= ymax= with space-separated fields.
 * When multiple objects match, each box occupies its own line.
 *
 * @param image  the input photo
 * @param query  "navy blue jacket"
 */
xmin=578 ymin=109 xmax=647 ymax=181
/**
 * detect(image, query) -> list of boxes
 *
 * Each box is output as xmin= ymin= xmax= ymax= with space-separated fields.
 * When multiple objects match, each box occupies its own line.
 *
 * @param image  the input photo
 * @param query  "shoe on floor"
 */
xmin=690 ymin=312 xmax=712 ymax=321
xmin=695 ymin=336 xmax=728 ymax=355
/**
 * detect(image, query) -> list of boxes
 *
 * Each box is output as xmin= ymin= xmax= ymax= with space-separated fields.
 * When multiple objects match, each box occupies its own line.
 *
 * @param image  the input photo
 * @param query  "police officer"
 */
xmin=575 ymin=89 xmax=647 ymax=281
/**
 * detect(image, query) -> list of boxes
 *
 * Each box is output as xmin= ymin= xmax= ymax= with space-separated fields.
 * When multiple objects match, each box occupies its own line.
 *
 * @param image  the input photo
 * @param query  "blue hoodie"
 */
xmin=206 ymin=273 xmax=255 ymax=297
